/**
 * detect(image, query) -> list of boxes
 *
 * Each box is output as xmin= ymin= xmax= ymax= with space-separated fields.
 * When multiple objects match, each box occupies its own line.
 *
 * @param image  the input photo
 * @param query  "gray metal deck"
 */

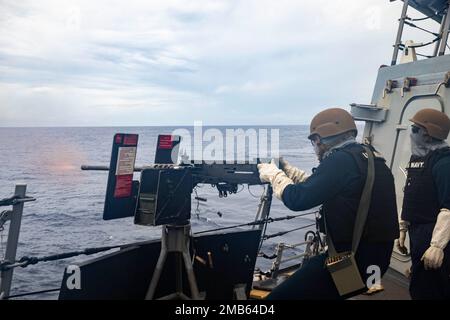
xmin=354 ymin=268 xmax=411 ymax=300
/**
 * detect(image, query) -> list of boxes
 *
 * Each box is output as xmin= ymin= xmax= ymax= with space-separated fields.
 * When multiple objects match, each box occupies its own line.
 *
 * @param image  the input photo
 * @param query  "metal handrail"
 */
xmin=0 ymin=185 xmax=35 ymax=299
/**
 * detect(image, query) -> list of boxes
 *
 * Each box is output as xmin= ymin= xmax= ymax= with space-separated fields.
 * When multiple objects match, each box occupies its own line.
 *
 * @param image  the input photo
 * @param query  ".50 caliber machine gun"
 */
xmin=81 ymin=133 xmax=270 ymax=226
xmin=81 ymin=133 xmax=273 ymax=300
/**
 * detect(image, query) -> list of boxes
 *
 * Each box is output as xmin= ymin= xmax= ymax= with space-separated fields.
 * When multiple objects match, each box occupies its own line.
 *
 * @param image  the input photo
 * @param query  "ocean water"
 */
xmin=0 ymin=126 xmax=320 ymax=299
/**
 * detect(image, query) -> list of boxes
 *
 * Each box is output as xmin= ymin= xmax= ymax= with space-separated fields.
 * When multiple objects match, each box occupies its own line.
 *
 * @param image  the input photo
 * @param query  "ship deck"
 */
xmin=251 ymin=267 xmax=411 ymax=300
xmin=353 ymin=268 xmax=411 ymax=300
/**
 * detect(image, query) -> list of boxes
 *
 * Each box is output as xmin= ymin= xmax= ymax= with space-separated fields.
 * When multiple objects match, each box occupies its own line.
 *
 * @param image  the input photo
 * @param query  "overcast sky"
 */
xmin=0 ymin=0 xmax=437 ymax=126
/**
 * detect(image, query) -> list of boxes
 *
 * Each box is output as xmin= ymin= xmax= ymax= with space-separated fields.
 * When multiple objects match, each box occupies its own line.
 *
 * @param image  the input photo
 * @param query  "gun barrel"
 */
xmin=81 ymin=165 xmax=144 ymax=172
xmin=81 ymin=165 xmax=109 ymax=171
xmin=81 ymin=162 xmax=265 ymax=185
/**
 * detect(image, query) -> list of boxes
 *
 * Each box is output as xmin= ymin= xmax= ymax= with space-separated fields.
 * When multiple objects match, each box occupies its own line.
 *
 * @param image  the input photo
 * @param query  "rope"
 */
xmin=263 ymin=223 xmax=316 ymax=241
xmin=0 ymin=260 xmax=10 ymax=271
xmin=416 ymin=53 xmax=435 ymax=59
xmin=4 ymin=288 xmax=61 ymax=299
xmin=0 ymin=196 xmax=35 ymax=207
xmin=404 ymin=21 xmax=439 ymax=36
xmin=413 ymin=37 xmax=440 ymax=48
xmin=0 ymin=196 xmax=20 ymax=207
xmin=193 ymin=211 xmax=317 ymax=235
xmin=0 ymin=243 xmax=139 ymax=271
xmin=398 ymin=37 xmax=440 ymax=50
xmin=398 ymin=39 xmax=441 ymax=59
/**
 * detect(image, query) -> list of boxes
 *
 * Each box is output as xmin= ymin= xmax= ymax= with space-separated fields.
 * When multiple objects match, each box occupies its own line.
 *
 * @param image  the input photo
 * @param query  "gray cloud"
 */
xmin=0 ymin=0 xmax=436 ymax=126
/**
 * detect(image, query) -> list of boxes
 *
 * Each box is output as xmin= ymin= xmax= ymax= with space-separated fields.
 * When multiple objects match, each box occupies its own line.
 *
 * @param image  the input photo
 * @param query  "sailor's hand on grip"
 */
xmin=257 ymin=159 xmax=282 ymax=184
xmin=258 ymin=159 xmax=294 ymax=200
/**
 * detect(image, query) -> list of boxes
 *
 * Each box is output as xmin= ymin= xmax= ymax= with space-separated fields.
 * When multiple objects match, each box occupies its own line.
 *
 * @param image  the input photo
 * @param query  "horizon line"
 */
xmin=0 ymin=124 xmax=312 ymax=129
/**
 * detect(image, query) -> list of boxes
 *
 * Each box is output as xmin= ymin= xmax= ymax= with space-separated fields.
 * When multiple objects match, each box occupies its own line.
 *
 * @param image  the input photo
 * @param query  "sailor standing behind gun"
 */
xmin=397 ymin=109 xmax=450 ymax=300
xmin=258 ymin=108 xmax=399 ymax=299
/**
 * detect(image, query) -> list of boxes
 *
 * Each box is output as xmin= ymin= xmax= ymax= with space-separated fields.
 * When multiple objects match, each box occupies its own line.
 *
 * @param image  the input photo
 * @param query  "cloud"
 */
xmin=214 ymin=81 xmax=277 ymax=94
xmin=0 ymin=81 xmax=211 ymax=126
xmin=0 ymin=0 xmax=434 ymax=126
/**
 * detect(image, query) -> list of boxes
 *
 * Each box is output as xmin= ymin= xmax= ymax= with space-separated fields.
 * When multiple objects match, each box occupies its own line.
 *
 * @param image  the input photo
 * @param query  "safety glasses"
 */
xmin=411 ymin=125 xmax=421 ymax=134
xmin=310 ymin=136 xmax=321 ymax=146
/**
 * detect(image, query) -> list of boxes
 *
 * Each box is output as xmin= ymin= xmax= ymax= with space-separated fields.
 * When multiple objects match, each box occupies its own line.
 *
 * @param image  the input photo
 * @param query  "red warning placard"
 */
xmin=114 ymin=174 xmax=133 ymax=198
xmin=158 ymin=135 xmax=173 ymax=149
xmin=123 ymin=134 xmax=138 ymax=146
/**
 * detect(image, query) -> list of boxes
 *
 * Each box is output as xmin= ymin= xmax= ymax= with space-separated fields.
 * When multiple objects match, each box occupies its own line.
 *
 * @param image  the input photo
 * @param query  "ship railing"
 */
xmin=269 ymin=238 xmax=315 ymax=279
xmin=0 ymin=184 xmax=36 ymax=299
xmin=256 ymin=219 xmax=326 ymax=280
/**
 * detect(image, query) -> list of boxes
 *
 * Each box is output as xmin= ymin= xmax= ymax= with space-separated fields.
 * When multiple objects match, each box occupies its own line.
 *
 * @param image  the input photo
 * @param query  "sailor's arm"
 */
xmin=422 ymin=159 xmax=450 ymax=270
xmin=279 ymin=157 xmax=310 ymax=184
xmin=258 ymin=151 xmax=357 ymax=211
xmin=430 ymin=209 xmax=450 ymax=250
xmin=280 ymin=156 xmax=348 ymax=211
xmin=257 ymin=157 xmax=310 ymax=201
xmin=397 ymin=220 xmax=410 ymax=255
xmin=422 ymin=208 xmax=450 ymax=270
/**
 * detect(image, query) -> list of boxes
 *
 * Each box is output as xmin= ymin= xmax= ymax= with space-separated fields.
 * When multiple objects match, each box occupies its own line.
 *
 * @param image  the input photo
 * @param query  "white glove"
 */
xmin=421 ymin=246 xmax=444 ymax=270
xmin=397 ymin=220 xmax=409 ymax=255
xmin=258 ymin=160 xmax=294 ymax=200
xmin=258 ymin=160 xmax=282 ymax=184
xmin=421 ymin=208 xmax=450 ymax=270
xmin=279 ymin=157 xmax=309 ymax=184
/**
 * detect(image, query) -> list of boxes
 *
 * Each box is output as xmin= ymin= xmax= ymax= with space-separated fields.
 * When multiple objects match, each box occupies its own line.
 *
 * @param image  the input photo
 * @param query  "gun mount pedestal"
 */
xmin=145 ymin=223 xmax=201 ymax=300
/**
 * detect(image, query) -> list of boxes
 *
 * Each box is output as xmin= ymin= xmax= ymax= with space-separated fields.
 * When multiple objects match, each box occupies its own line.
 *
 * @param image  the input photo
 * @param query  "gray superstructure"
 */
xmin=352 ymin=0 xmax=450 ymax=277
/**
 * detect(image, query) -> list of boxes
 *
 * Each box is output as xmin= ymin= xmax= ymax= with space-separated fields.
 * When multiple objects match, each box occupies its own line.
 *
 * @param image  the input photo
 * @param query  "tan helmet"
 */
xmin=410 ymin=108 xmax=450 ymax=140
xmin=308 ymin=108 xmax=357 ymax=139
